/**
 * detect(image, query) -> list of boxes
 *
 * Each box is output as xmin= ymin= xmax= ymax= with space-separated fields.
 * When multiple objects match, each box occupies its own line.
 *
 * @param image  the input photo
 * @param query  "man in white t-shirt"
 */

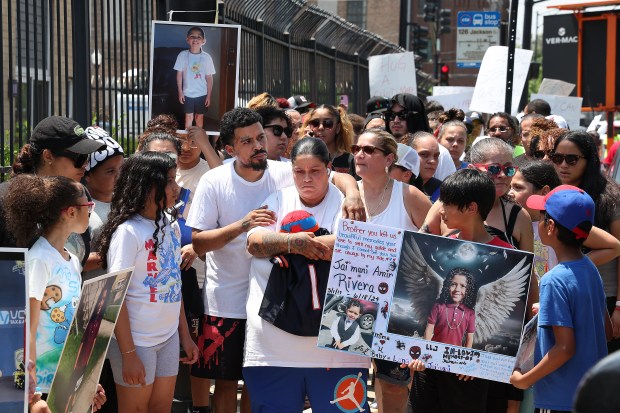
xmin=174 ymin=26 xmax=216 ymax=129
xmin=186 ymin=108 xmax=365 ymax=413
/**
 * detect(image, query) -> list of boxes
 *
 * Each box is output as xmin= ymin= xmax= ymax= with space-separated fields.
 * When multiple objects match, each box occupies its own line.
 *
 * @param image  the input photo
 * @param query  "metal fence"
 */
xmin=0 ymin=0 xmax=430 ymax=175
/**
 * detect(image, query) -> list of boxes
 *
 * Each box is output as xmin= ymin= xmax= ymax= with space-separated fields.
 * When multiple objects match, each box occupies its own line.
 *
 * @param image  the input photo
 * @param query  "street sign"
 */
xmin=456 ymin=11 xmax=500 ymax=68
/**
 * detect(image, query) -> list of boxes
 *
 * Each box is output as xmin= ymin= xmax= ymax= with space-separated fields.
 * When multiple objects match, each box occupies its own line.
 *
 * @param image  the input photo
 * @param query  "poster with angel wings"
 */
xmin=318 ymin=220 xmax=534 ymax=383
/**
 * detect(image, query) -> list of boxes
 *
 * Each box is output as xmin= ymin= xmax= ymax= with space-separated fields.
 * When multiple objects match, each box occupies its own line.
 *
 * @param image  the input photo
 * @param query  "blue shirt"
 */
xmin=534 ymin=256 xmax=607 ymax=411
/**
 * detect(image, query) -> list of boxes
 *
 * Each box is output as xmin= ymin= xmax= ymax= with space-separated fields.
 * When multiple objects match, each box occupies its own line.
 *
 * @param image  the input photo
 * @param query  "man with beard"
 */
xmin=187 ymin=108 xmax=365 ymax=413
xmin=386 ymin=93 xmax=456 ymax=181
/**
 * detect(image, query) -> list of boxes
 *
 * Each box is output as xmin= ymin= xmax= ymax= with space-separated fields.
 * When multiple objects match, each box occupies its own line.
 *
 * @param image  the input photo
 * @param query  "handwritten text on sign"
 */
xmin=368 ymin=52 xmax=417 ymax=98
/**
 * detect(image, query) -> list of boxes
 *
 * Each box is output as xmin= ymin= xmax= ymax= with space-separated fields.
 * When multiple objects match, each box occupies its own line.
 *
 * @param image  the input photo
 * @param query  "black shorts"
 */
xmin=184 ymin=95 xmax=208 ymax=115
xmin=181 ymin=267 xmax=204 ymax=342
xmin=410 ymin=369 xmax=489 ymax=413
xmin=190 ymin=315 xmax=246 ymax=380
xmin=373 ymin=358 xmax=411 ymax=386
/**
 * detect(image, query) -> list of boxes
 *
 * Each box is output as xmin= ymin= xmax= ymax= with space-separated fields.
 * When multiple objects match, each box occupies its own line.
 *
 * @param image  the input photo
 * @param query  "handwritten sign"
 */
xmin=531 ymin=93 xmax=583 ymax=130
xmin=318 ymin=222 xmax=534 ymax=383
xmin=470 ymin=46 xmax=533 ymax=115
xmin=428 ymin=91 xmax=474 ymax=112
xmin=538 ymin=78 xmax=575 ymax=96
xmin=368 ymin=52 xmax=417 ymax=98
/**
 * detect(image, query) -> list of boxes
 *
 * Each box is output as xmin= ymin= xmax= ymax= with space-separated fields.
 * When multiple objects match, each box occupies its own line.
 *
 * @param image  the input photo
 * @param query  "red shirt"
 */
xmin=428 ymin=302 xmax=476 ymax=346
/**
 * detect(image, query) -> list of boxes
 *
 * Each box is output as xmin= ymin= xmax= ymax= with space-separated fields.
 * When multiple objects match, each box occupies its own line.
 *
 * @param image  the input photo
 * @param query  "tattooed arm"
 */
xmin=247 ymin=230 xmax=331 ymax=260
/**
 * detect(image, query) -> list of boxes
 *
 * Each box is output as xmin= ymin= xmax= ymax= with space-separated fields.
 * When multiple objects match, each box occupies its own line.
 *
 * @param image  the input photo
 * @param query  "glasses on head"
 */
xmin=53 ymin=150 xmax=89 ymax=169
xmin=308 ymin=119 xmax=336 ymax=130
xmin=264 ymin=124 xmax=292 ymax=137
xmin=532 ymin=149 xmax=552 ymax=159
xmin=63 ymin=201 xmax=95 ymax=214
xmin=385 ymin=111 xmax=410 ymax=122
xmin=351 ymin=144 xmax=387 ymax=156
xmin=549 ymin=152 xmax=585 ymax=166
xmin=180 ymin=137 xmax=199 ymax=150
xmin=474 ymin=163 xmax=518 ymax=177
xmin=488 ymin=126 xmax=512 ymax=133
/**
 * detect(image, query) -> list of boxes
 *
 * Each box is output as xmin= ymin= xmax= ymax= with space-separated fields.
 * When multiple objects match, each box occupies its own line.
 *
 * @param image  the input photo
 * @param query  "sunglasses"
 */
xmin=474 ymin=163 xmax=518 ymax=177
xmin=532 ymin=149 xmax=552 ymax=159
xmin=351 ymin=144 xmax=386 ymax=155
xmin=308 ymin=119 xmax=336 ymax=129
xmin=179 ymin=137 xmax=199 ymax=150
xmin=53 ymin=150 xmax=89 ymax=168
xmin=385 ymin=111 xmax=410 ymax=121
xmin=264 ymin=124 xmax=292 ymax=137
xmin=63 ymin=201 xmax=95 ymax=214
xmin=488 ymin=126 xmax=511 ymax=133
xmin=549 ymin=153 xmax=586 ymax=166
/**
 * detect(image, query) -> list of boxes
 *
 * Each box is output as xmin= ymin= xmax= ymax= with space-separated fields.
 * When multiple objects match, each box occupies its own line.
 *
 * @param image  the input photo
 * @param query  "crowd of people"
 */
xmin=2 ymin=90 xmax=620 ymax=413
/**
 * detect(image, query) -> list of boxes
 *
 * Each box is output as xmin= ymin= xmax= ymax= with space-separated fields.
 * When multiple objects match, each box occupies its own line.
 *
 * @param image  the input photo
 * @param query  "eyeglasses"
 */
xmin=308 ymin=119 xmax=336 ymax=129
xmin=63 ymin=201 xmax=95 ymax=214
xmin=488 ymin=126 xmax=512 ymax=133
xmin=549 ymin=153 xmax=586 ymax=166
xmin=351 ymin=144 xmax=387 ymax=155
xmin=53 ymin=150 xmax=89 ymax=169
xmin=385 ymin=111 xmax=410 ymax=122
xmin=180 ymin=137 xmax=199 ymax=150
xmin=264 ymin=124 xmax=292 ymax=137
xmin=532 ymin=149 xmax=552 ymax=159
xmin=473 ymin=163 xmax=518 ymax=177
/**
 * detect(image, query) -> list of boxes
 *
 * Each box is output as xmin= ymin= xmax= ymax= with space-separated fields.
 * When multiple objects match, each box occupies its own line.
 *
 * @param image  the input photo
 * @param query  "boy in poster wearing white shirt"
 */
xmin=174 ymin=26 xmax=216 ymax=129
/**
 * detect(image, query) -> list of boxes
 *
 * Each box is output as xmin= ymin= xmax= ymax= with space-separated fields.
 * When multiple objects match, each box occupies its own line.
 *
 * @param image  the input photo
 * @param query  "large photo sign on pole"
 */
xmin=368 ymin=52 xmax=417 ymax=98
xmin=47 ymin=268 xmax=133 ymax=413
xmin=318 ymin=220 xmax=533 ymax=383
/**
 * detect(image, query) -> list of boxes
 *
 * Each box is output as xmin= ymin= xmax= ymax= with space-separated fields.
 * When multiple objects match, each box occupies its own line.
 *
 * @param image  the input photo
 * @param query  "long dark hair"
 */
xmin=438 ymin=267 xmax=477 ymax=309
xmin=3 ymin=175 xmax=84 ymax=247
xmin=98 ymin=151 xmax=177 ymax=268
xmin=554 ymin=131 xmax=620 ymax=229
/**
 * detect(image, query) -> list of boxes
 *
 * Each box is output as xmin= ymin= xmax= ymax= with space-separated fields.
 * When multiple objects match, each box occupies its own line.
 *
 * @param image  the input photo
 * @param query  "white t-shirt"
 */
xmin=177 ymin=158 xmax=211 ymax=283
xmin=532 ymin=221 xmax=558 ymax=282
xmin=186 ymin=160 xmax=294 ymax=318
xmin=434 ymin=144 xmax=457 ymax=181
xmin=84 ymin=200 xmax=111 ymax=279
xmin=173 ymin=50 xmax=216 ymax=98
xmin=28 ymin=237 xmax=82 ymax=392
xmin=107 ymin=215 xmax=182 ymax=347
xmin=244 ymin=184 xmax=368 ymax=368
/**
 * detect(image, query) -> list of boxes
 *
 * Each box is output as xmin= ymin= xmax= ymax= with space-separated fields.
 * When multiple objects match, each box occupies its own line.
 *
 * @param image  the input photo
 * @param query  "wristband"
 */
xmin=121 ymin=348 xmax=136 ymax=355
xmin=33 ymin=387 xmax=42 ymax=397
xmin=616 ymin=300 xmax=620 ymax=307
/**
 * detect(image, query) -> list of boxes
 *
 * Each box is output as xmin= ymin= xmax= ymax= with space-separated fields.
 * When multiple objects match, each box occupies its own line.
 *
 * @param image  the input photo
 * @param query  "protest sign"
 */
xmin=428 ymin=91 xmax=474 ymax=112
xmin=470 ymin=46 xmax=533 ymax=115
xmin=318 ymin=221 xmax=533 ymax=383
xmin=530 ymin=93 xmax=583 ymax=130
xmin=538 ymin=78 xmax=575 ymax=96
xmin=0 ymin=248 xmax=27 ymax=413
xmin=432 ymin=86 xmax=475 ymax=96
xmin=47 ymin=268 xmax=133 ymax=413
xmin=368 ymin=52 xmax=417 ymax=98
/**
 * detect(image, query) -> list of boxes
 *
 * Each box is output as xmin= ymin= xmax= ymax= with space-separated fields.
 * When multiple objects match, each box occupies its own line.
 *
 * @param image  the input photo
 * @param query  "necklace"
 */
xmin=364 ymin=179 xmax=391 ymax=219
xmin=445 ymin=306 xmax=465 ymax=330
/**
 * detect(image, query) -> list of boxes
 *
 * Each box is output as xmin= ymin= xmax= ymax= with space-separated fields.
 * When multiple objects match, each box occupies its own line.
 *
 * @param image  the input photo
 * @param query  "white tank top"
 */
xmin=367 ymin=180 xmax=419 ymax=232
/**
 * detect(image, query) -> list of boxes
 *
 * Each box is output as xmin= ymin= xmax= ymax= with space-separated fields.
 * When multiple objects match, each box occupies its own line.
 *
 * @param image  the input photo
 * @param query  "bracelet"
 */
xmin=33 ymin=387 xmax=42 ymax=397
xmin=121 ymin=348 xmax=136 ymax=355
xmin=287 ymin=234 xmax=291 ymax=254
xmin=616 ymin=300 xmax=620 ymax=307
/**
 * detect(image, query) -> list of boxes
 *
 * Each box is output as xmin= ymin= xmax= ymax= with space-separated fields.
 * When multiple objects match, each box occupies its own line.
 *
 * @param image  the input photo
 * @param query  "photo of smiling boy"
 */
xmin=174 ymin=26 xmax=216 ymax=129
xmin=425 ymin=268 xmax=476 ymax=348
xmin=330 ymin=299 xmax=362 ymax=351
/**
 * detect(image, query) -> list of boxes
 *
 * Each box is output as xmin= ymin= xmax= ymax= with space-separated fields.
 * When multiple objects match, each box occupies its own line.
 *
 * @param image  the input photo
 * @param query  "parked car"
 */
xmin=324 ymin=296 xmax=378 ymax=330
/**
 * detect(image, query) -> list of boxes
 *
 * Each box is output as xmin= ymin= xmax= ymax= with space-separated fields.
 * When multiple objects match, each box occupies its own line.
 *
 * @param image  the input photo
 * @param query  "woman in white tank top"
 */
xmin=352 ymin=129 xmax=432 ymax=413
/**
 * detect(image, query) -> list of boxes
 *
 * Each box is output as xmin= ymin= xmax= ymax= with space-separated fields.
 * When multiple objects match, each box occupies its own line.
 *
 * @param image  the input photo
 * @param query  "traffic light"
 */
xmin=423 ymin=0 xmax=438 ymax=22
xmin=411 ymin=23 xmax=430 ymax=60
xmin=439 ymin=9 xmax=452 ymax=34
xmin=440 ymin=64 xmax=450 ymax=85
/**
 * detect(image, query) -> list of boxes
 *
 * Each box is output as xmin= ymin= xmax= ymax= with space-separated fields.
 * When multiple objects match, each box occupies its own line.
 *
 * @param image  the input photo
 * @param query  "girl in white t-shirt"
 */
xmin=97 ymin=151 xmax=198 ymax=412
xmin=4 ymin=174 xmax=106 ymax=411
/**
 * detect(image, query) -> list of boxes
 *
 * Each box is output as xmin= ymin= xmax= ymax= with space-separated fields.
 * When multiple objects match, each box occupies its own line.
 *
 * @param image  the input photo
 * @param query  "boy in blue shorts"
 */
xmin=174 ymin=26 xmax=216 ymax=129
xmin=510 ymin=185 xmax=612 ymax=413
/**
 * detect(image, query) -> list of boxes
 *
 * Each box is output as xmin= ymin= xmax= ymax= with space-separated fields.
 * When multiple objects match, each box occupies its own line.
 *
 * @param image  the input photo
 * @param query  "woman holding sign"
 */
xmin=354 ymin=128 xmax=431 ymax=413
xmin=244 ymin=137 xmax=370 ymax=412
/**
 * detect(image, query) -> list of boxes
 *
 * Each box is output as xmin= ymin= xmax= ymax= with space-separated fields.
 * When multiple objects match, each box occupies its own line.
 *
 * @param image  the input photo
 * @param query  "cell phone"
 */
xmin=339 ymin=95 xmax=349 ymax=107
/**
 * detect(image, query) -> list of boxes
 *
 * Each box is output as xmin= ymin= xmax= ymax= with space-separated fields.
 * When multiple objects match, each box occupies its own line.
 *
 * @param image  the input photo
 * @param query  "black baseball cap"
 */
xmin=366 ymin=96 xmax=390 ymax=114
xmin=29 ymin=116 xmax=106 ymax=154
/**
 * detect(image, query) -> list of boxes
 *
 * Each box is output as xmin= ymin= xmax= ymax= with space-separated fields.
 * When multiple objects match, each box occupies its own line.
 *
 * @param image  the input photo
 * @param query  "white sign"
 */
xmin=538 ymin=78 xmax=575 ymax=96
xmin=470 ymin=46 xmax=533 ymax=115
xmin=368 ymin=52 xmax=417 ymax=98
xmin=531 ymin=93 xmax=583 ymax=130
xmin=428 ymin=91 xmax=474 ymax=112
xmin=432 ymin=86 xmax=475 ymax=96
xmin=456 ymin=12 xmax=501 ymax=68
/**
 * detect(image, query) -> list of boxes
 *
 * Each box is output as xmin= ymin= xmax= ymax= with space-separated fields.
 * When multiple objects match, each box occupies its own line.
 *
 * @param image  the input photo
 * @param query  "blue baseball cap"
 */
xmin=526 ymin=185 xmax=595 ymax=239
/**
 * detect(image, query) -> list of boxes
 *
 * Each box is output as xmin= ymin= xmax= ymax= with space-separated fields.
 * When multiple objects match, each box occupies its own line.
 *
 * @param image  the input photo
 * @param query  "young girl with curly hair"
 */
xmin=97 ymin=151 xmax=198 ymax=412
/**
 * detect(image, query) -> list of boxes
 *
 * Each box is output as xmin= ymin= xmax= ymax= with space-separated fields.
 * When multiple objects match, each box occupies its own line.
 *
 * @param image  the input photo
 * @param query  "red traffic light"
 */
xmin=441 ymin=64 xmax=450 ymax=74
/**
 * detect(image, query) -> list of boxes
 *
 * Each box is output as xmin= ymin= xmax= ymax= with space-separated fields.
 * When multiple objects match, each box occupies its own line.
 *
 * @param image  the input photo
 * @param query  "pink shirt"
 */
xmin=428 ymin=302 xmax=476 ymax=346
